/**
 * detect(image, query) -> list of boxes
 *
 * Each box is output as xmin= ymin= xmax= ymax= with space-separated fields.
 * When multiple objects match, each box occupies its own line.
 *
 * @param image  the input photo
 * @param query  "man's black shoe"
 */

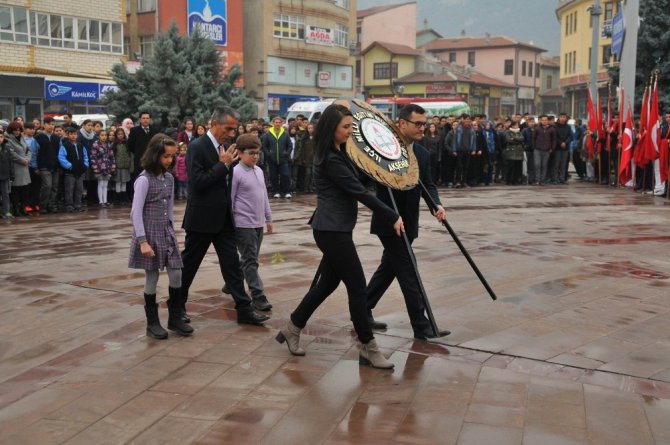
xmin=414 ymin=328 xmax=451 ymax=339
xmin=252 ymin=295 xmax=273 ymax=311
xmin=237 ymin=308 xmax=269 ymax=326
xmin=222 ymin=284 xmax=231 ymax=294
xmin=368 ymin=316 xmax=387 ymax=330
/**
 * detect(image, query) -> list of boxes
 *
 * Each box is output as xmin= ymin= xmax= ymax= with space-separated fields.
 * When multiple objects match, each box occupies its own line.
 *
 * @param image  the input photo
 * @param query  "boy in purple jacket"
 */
xmin=230 ymin=134 xmax=274 ymax=312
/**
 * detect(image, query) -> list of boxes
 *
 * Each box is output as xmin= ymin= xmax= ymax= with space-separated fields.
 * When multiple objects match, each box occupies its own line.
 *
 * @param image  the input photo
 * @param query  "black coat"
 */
xmin=310 ymin=149 xmax=398 ymax=233
xmin=371 ymin=143 xmax=442 ymax=240
xmin=128 ymin=125 xmax=159 ymax=172
xmin=35 ymin=132 xmax=61 ymax=170
xmin=261 ymin=129 xmax=291 ymax=165
xmin=181 ymin=134 xmax=234 ymax=234
xmin=0 ymin=142 xmax=15 ymax=180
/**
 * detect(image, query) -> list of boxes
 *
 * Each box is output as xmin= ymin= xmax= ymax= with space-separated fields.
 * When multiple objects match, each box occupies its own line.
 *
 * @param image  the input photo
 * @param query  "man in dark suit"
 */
xmin=365 ymin=104 xmax=450 ymax=339
xmin=127 ymin=111 xmax=159 ymax=176
xmin=180 ymin=106 xmax=270 ymax=327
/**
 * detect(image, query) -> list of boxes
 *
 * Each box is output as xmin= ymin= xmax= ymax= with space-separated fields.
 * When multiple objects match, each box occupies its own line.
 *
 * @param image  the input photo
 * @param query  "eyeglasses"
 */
xmin=403 ymin=120 xmax=427 ymax=128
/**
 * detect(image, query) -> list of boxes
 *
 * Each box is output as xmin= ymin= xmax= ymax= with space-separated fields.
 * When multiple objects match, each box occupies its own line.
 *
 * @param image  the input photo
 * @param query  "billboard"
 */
xmin=188 ymin=0 xmax=227 ymax=46
xmin=45 ymin=80 xmax=118 ymax=101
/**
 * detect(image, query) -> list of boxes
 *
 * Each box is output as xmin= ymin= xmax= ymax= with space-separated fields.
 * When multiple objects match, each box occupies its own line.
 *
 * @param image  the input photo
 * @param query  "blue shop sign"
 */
xmin=44 ymin=80 xmax=118 ymax=101
xmin=188 ymin=0 xmax=227 ymax=46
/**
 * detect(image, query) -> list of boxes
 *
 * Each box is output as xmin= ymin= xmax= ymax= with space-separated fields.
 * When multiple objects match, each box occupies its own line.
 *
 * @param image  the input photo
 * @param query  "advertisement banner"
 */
xmin=188 ymin=0 xmax=227 ymax=46
xmin=306 ymin=25 xmax=333 ymax=46
xmin=45 ymin=80 xmax=113 ymax=101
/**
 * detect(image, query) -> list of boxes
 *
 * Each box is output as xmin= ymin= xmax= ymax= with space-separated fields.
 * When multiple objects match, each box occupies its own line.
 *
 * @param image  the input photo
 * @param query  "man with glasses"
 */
xmin=180 ymin=106 xmax=270 ymax=329
xmin=365 ymin=104 xmax=450 ymax=339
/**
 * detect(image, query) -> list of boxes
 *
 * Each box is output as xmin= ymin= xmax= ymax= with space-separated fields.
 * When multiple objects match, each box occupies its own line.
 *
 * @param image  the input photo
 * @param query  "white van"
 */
xmin=53 ymin=114 xmax=115 ymax=129
xmin=285 ymin=99 xmax=335 ymax=123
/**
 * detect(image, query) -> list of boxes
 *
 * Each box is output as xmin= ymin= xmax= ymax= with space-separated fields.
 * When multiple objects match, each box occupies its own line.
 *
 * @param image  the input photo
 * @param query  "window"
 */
xmin=572 ymin=50 xmax=576 ymax=72
xmin=564 ymin=53 xmax=568 ymax=74
xmin=536 ymin=62 xmax=540 ymax=78
xmin=140 ymin=35 xmax=154 ymax=58
xmin=77 ymin=18 xmax=88 ymax=49
xmin=522 ymin=61 xmax=526 ymax=76
xmin=0 ymin=7 xmax=122 ymax=53
xmin=604 ymin=2 xmax=613 ymax=22
xmin=547 ymin=75 xmax=553 ymax=90
xmin=273 ymin=14 xmax=305 ymax=40
xmin=504 ymin=59 xmax=513 ymax=75
xmin=124 ymin=37 xmax=130 ymax=56
xmin=467 ymin=51 xmax=475 ymax=66
xmin=0 ymin=6 xmax=29 ymax=43
xmin=111 ymin=23 xmax=122 ymax=53
xmin=573 ymin=11 xmax=577 ymax=33
xmin=334 ymin=23 xmax=348 ymax=47
xmin=373 ymin=62 xmax=397 ymax=79
xmin=602 ymin=45 xmax=612 ymax=65
xmin=89 ymin=20 xmax=100 ymax=51
xmin=333 ymin=0 xmax=350 ymax=9
xmin=138 ymin=0 xmax=156 ymax=13
xmin=528 ymin=61 xmax=533 ymax=77
xmin=588 ymin=47 xmax=592 ymax=69
xmin=566 ymin=13 xmax=571 ymax=36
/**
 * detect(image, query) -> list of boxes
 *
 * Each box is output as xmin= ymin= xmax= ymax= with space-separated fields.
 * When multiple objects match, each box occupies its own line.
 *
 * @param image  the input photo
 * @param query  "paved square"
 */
xmin=1 ymin=183 xmax=669 ymax=444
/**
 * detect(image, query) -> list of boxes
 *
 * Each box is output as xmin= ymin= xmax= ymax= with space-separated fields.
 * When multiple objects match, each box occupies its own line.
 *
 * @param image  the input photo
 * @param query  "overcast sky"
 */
xmin=358 ymin=0 xmax=561 ymax=56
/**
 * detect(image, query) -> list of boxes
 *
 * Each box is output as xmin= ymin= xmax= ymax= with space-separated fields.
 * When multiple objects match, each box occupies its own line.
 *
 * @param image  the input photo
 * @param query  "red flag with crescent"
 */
xmin=619 ymin=108 xmax=634 ymax=185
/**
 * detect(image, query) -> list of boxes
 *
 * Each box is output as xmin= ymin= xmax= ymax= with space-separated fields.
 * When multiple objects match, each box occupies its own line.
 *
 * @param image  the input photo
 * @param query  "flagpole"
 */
xmin=617 ymin=84 xmax=624 ymax=188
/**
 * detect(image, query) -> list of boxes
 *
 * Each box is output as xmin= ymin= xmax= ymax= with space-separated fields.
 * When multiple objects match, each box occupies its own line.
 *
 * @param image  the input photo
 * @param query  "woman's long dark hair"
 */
xmin=314 ymin=104 xmax=352 ymax=166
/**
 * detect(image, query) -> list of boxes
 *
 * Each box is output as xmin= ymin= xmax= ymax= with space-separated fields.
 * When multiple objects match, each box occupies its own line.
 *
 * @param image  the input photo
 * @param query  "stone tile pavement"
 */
xmin=0 ymin=182 xmax=669 ymax=444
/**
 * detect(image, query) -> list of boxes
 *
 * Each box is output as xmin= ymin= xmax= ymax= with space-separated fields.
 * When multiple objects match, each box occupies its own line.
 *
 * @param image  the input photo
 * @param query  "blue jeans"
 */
xmin=269 ymin=163 xmax=290 ymax=195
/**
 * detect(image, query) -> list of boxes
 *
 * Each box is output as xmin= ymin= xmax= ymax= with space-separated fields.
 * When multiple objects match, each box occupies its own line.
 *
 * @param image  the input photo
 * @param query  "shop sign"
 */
xmin=426 ymin=84 xmax=456 ymax=95
xmin=471 ymin=84 xmax=490 ymax=96
xmin=44 ymin=81 xmax=118 ymax=101
xmin=306 ymin=25 xmax=333 ymax=46
xmin=501 ymin=88 xmax=517 ymax=105
xmin=317 ymin=71 xmax=331 ymax=88
xmin=188 ymin=0 xmax=227 ymax=46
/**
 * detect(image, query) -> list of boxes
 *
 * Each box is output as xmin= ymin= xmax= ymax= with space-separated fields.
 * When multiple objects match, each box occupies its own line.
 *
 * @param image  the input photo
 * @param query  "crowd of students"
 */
xmin=2 ymin=107 xmax=667 ymax=220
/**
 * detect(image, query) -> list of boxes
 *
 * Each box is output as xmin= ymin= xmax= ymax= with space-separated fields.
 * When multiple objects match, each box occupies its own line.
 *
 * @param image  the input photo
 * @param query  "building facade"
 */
xmin=356 ymin=2 xmax=416 ymax=96
xmin=556 ymin=0 xmax=617 ymax=118
xmin=421 ymin=34 xmax=546 ymax=114
xmin=243 ymin=0 xmax=356 ymax=118
xmin=537 ymin=56 xmax=563 ymax=115
xmin=0 ymin=0 xmax=126 ymax=120
xmin=124 ymin=0 xmax=244 ymax=74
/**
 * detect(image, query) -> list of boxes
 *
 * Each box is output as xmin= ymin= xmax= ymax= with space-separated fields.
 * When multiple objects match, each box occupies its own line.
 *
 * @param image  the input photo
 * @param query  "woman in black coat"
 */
xmin=276 ymin=104 xmax=403 ymax=369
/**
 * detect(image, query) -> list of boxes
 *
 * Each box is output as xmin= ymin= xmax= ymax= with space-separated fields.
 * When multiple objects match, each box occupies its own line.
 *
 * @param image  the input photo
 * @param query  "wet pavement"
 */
xmin=1 ymin=181 xmax=669 ymax=444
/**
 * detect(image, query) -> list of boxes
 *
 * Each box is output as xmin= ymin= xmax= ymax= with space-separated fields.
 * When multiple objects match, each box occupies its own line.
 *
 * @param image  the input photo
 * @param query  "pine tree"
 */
xmin=103 ymin=22 xmax=256 ymax=126
xmin=609 ymin=0 xmax=670 ymax=110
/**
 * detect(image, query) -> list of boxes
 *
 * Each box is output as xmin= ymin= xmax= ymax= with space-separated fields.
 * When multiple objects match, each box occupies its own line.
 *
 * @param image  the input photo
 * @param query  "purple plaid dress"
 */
xmin=128 ymin=171 xmax=183 ymax=270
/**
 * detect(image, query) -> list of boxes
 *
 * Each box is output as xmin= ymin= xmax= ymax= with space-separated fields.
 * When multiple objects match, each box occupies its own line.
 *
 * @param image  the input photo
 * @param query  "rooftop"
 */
xmin=361 ymin=41 xmax=423 ymax=57
xmin=357 ymin=1 xmax=416 ymax=19
xmin=422 ymin=34 xmax=547 ymax=53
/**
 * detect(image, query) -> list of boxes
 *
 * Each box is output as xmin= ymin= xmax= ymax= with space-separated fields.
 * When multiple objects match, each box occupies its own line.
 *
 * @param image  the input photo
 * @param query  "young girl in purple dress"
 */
xmin=129 ymin=134 xmax=192 ymax=339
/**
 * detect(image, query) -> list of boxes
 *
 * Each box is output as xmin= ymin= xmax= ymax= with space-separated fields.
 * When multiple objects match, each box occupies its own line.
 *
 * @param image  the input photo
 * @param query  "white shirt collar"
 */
xmin=206 ymin=130 xmax=219 ymax=151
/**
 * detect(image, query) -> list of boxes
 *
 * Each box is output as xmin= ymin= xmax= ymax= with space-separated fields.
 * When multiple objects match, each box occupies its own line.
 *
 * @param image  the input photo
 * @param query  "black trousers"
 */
xmin=291 ymin=230 xmax=373 ymax=344
xmin=365 ymin=235 xmax=431 ymax=333
xmin=180 ymin=216 xmax=252 ymax=309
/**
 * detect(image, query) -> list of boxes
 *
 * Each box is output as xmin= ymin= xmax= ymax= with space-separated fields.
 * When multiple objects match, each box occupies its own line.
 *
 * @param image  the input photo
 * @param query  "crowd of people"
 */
xmin=2 ymin=105 xmax=669 ymax=220
xmin=0 ymin=111 xmax=319 ymax=219
xmin=421 ymin=111 xmax=669 ymax=196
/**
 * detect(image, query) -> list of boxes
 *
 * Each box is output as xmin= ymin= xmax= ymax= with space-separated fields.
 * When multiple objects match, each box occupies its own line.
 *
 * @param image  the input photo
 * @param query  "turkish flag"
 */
xmin=644 ymin=79 xmax=661 ymax=164
xmin=619 ymin=109 xmax=634 ymax=185
xmin=586 ymin=89 xmax=598 ymax=158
